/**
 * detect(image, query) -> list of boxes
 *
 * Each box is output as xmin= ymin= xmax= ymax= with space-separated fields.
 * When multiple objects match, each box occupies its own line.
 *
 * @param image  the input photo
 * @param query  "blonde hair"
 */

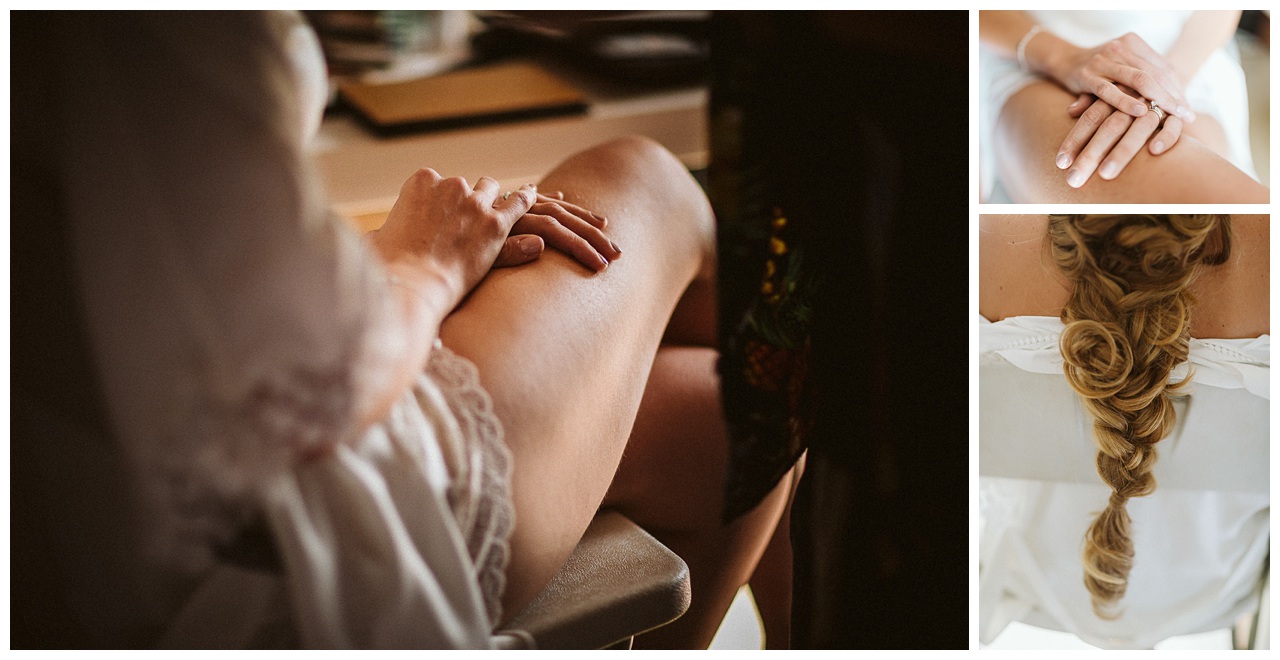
xmin=1048 ymin=215 xmax=1230 ymax=619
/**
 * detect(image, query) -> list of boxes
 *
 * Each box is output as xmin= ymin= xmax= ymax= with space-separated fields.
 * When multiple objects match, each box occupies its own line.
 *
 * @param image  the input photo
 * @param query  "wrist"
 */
xmin=1164 ymin=53 xmax=1198 ymax=87
xmin=1024 ymin=31 xmax=1074 ymax=83
xmin=385 ymin=259 xmax=462 ymax=321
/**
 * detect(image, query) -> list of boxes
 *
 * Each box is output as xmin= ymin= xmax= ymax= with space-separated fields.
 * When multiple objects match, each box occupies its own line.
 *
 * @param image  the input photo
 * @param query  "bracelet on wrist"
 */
xmin=1016 ymin=25 xmax=1046 ymax=74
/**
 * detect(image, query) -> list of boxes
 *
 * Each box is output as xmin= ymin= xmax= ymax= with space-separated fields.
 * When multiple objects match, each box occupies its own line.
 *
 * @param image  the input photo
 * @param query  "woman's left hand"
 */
xmin=492 ymin=191 xmax=623 ymax=272
xmin=1054 ymin=93 xmax=1183 ymax=188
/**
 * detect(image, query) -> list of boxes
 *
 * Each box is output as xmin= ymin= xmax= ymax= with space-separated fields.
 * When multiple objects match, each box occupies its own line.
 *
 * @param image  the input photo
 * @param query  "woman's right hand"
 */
xmin=496 ymin=192 xmax=622 ymax=272
xmin=1039 ymin=32 xmax=1195 ymax=123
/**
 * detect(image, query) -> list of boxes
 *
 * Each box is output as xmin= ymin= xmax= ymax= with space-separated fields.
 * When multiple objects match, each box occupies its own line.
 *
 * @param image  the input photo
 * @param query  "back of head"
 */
xmin=1047 ymin=215 xmax=1231 ymax=619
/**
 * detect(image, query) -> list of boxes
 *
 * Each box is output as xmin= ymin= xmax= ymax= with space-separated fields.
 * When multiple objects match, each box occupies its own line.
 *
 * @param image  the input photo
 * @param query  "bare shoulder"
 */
xmin=978 ymin=215 xmax=1070 ymax=321
xmin=1190 ymin=215 xmax=1269 ymax=338
xmin=979 ymin=215 xmax=1269 ymax=338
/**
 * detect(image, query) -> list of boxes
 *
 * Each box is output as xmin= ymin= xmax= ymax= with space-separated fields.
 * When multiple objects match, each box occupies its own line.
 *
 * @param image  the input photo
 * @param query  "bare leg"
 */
xmin=602 ymin=346 xmax=793 ymax=649
xmin=994 ymin=81 xmax=1268 ymax=203
xmin=748 ymin=453 xmax=804 ymax=649
xmin=438 ymin=136 xmax=716 ymax=623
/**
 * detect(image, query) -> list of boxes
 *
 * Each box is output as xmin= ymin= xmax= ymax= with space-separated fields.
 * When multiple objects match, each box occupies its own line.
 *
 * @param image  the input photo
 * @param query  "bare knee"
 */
xmin=542 ymin=135 xmax=715 ymax=268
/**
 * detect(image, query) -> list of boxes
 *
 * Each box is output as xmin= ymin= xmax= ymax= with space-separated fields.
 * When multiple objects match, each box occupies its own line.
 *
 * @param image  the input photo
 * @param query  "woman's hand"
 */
xmin=1034 ymin=32 xmax=1195 ymax=123
xmin=368 ymin=169 xmax=546 ymax=311
xmin=369 ymin=170 xmax=621 ymax=310
xmin=493 ymin=191 xmax=622 ymax=272
xmin=1054 ymin=93 xmax=1183 ymax=188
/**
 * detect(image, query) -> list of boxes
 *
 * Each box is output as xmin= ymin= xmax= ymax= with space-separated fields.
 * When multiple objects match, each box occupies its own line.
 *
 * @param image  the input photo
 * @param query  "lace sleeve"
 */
xmin=63 ymin=12 xmax=399 ymax=573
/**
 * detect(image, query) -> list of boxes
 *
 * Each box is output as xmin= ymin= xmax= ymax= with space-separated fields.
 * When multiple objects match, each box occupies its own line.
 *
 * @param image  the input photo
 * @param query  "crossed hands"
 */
xmin=369 ymin=168 xmax=620 ymax=310
xmin=1048 ymin=33 xmax=1195 ymax=188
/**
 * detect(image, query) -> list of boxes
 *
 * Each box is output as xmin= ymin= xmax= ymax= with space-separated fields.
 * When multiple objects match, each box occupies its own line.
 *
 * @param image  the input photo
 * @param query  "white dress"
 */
xmin=47 ymin=12 xmax=514 ymax=648
xmin=978 ymin=315 xmax=1270 ymax=649
xmin=979 ymin=11 xmax=1257 ymax=202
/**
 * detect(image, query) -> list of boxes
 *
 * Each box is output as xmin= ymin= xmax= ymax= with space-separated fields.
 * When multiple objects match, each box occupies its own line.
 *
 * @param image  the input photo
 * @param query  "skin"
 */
xmin=980 ymin=11 xmax=1265 ymax=200
xmin=429 ymin=137 xmax=790 ymax=648
xmin=994 ymin=82 xmax=1266 ymax=204
xmin=979 ymin=215 xmax=1269 ymax=340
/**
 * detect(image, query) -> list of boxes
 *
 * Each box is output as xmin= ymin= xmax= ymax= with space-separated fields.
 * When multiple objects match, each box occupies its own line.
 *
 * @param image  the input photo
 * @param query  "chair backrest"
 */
xmin=979 ymin=355 xmax=1268 ymax=495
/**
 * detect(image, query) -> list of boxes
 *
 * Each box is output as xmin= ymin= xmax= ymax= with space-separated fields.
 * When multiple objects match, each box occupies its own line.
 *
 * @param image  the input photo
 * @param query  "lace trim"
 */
xmin=424 ymin=343 xmax=514 ymax=629
xmin=149 ymin=359 xmax=358 ymax=574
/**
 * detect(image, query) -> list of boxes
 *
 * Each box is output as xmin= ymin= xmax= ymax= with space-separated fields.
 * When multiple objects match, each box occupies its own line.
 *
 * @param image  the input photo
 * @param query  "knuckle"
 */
xmin=1128 ymin=70 xmax=1152 ymax=90
xmin=483 ymin=213 xmax=508 ymax=234
xmin=1100 ymin=113 xmax=1131 ymax=132
xmin=1084 ymin=103 xmax=1111 ymax=124
xmin=406 ymin=167 xmax=437 ymax=189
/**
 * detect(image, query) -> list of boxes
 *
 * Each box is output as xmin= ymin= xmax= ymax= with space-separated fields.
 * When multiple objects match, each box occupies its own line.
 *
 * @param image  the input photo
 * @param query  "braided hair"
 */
xmin=1047 ymin=215 xmax=1231 ymax=619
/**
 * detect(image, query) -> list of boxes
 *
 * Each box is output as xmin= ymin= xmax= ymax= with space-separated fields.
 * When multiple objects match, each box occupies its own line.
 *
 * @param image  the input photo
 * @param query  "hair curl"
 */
xmin=1048 ymin=215 xmax=1231 ymax=619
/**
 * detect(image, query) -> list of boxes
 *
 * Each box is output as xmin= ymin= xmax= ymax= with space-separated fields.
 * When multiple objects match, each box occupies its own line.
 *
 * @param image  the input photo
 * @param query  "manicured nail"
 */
xmin=1134 ymin=103 xmax=1148 ymax=115
xmin=610 ymin=240 xmax=622 ymax=255
xmin=597 ymin=253 xmax=610 ymax=270
xmin=1151 ymin=140 xmax=1165 ymax=154
xmin=1099 ymin=162 xmax=1117 ymax=180
xmin=519 ymin=236 xmax=541 ymax=256
xmin=1055 ymin=153 xmax=1071 ymax=169
xmin=1067 ymin=170 xmax=1086 ymax=188
xmin=593 ymin=213 xmax=608 ymax=226
xmin=1178 ymin=106 xmax=1195 ymax=122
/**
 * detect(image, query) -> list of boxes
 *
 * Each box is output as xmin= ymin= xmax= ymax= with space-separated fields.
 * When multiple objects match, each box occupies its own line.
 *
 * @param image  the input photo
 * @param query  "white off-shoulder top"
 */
xmin=979 ymin=315 xmax=1270 ymax=649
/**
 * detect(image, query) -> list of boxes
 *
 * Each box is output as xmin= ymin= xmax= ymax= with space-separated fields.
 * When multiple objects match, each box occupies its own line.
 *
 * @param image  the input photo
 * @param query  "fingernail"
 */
xmin=1067 ymin=100 xmax=1080 ymax=110
xmin=1099 ymin=162 xmax=1117 ymax=180
xmin=597 ymin=253 xmax=610 ymax=270
xmin=593 ymin=213 xmax=608 ymax=225
xmin=525 ymin=183 xmax=536 ymax=191
xmin=1151 ymin=140 xmax=1165 ymax=154
xmin=610 ymin=240 xmax=622 ymax=255
xmin=1067 ymin=170 xmax=1086 ymax=188
xmin=519 ymin=236 xmax=541 ymax=256
xmin=1055 ymin=153 xmax=1071 ymax=169
xmin=1178 ymin=106 xmax=1194 ymax=121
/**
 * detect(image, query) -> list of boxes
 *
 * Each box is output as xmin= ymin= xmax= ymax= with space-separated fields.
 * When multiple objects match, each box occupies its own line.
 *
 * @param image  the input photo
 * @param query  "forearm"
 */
xmin=355 ymin=257 xmax=458 ymax=431
xmin=978 ymin=10 xmax=1038 ymax=60
xmin=979 ymin=11 xmax=1080 ymax=87
xmin=1164 ymin=11 xmax=1241 ymax=85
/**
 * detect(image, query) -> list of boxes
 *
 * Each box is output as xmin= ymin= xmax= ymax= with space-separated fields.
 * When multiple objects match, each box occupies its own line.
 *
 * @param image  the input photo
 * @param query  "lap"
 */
xmin=437 ymin=136 xmax=714 ymax=621
xmin=993 ymin=81 xmax=1267 ymax=204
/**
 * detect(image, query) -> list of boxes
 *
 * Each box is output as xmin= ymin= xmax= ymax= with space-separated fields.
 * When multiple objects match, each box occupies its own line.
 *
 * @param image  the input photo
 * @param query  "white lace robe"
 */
xmin=54 ymin=12 xmax=513 ymax=648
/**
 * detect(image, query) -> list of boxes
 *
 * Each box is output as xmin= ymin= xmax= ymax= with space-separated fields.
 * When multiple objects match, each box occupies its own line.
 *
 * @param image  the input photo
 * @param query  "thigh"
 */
xmin=437 ymin=136 xmax=714 ymax=620
xmin=993 ymin=81 xmax=1267 ymax=204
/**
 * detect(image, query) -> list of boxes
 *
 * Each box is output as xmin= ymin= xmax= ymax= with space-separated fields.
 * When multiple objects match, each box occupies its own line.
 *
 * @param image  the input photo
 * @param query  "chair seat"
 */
xmin=494 ymin=511 xmax=691 ymax=649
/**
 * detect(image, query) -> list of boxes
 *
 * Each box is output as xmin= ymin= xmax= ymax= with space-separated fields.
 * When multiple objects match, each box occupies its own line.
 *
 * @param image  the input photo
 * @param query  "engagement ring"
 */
xmin=1148 ymin=101 xmax=1166 ymax=123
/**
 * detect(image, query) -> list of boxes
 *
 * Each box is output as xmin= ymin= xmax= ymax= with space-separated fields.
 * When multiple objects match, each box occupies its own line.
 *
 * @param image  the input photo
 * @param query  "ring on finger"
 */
xmin=1148 ymin=100 xmax=1166 ymax=123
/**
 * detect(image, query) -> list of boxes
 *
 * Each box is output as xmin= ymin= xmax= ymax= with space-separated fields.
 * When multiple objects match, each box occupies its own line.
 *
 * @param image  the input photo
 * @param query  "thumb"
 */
xmin=493 ymin=235 xmax=544 ymax=269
